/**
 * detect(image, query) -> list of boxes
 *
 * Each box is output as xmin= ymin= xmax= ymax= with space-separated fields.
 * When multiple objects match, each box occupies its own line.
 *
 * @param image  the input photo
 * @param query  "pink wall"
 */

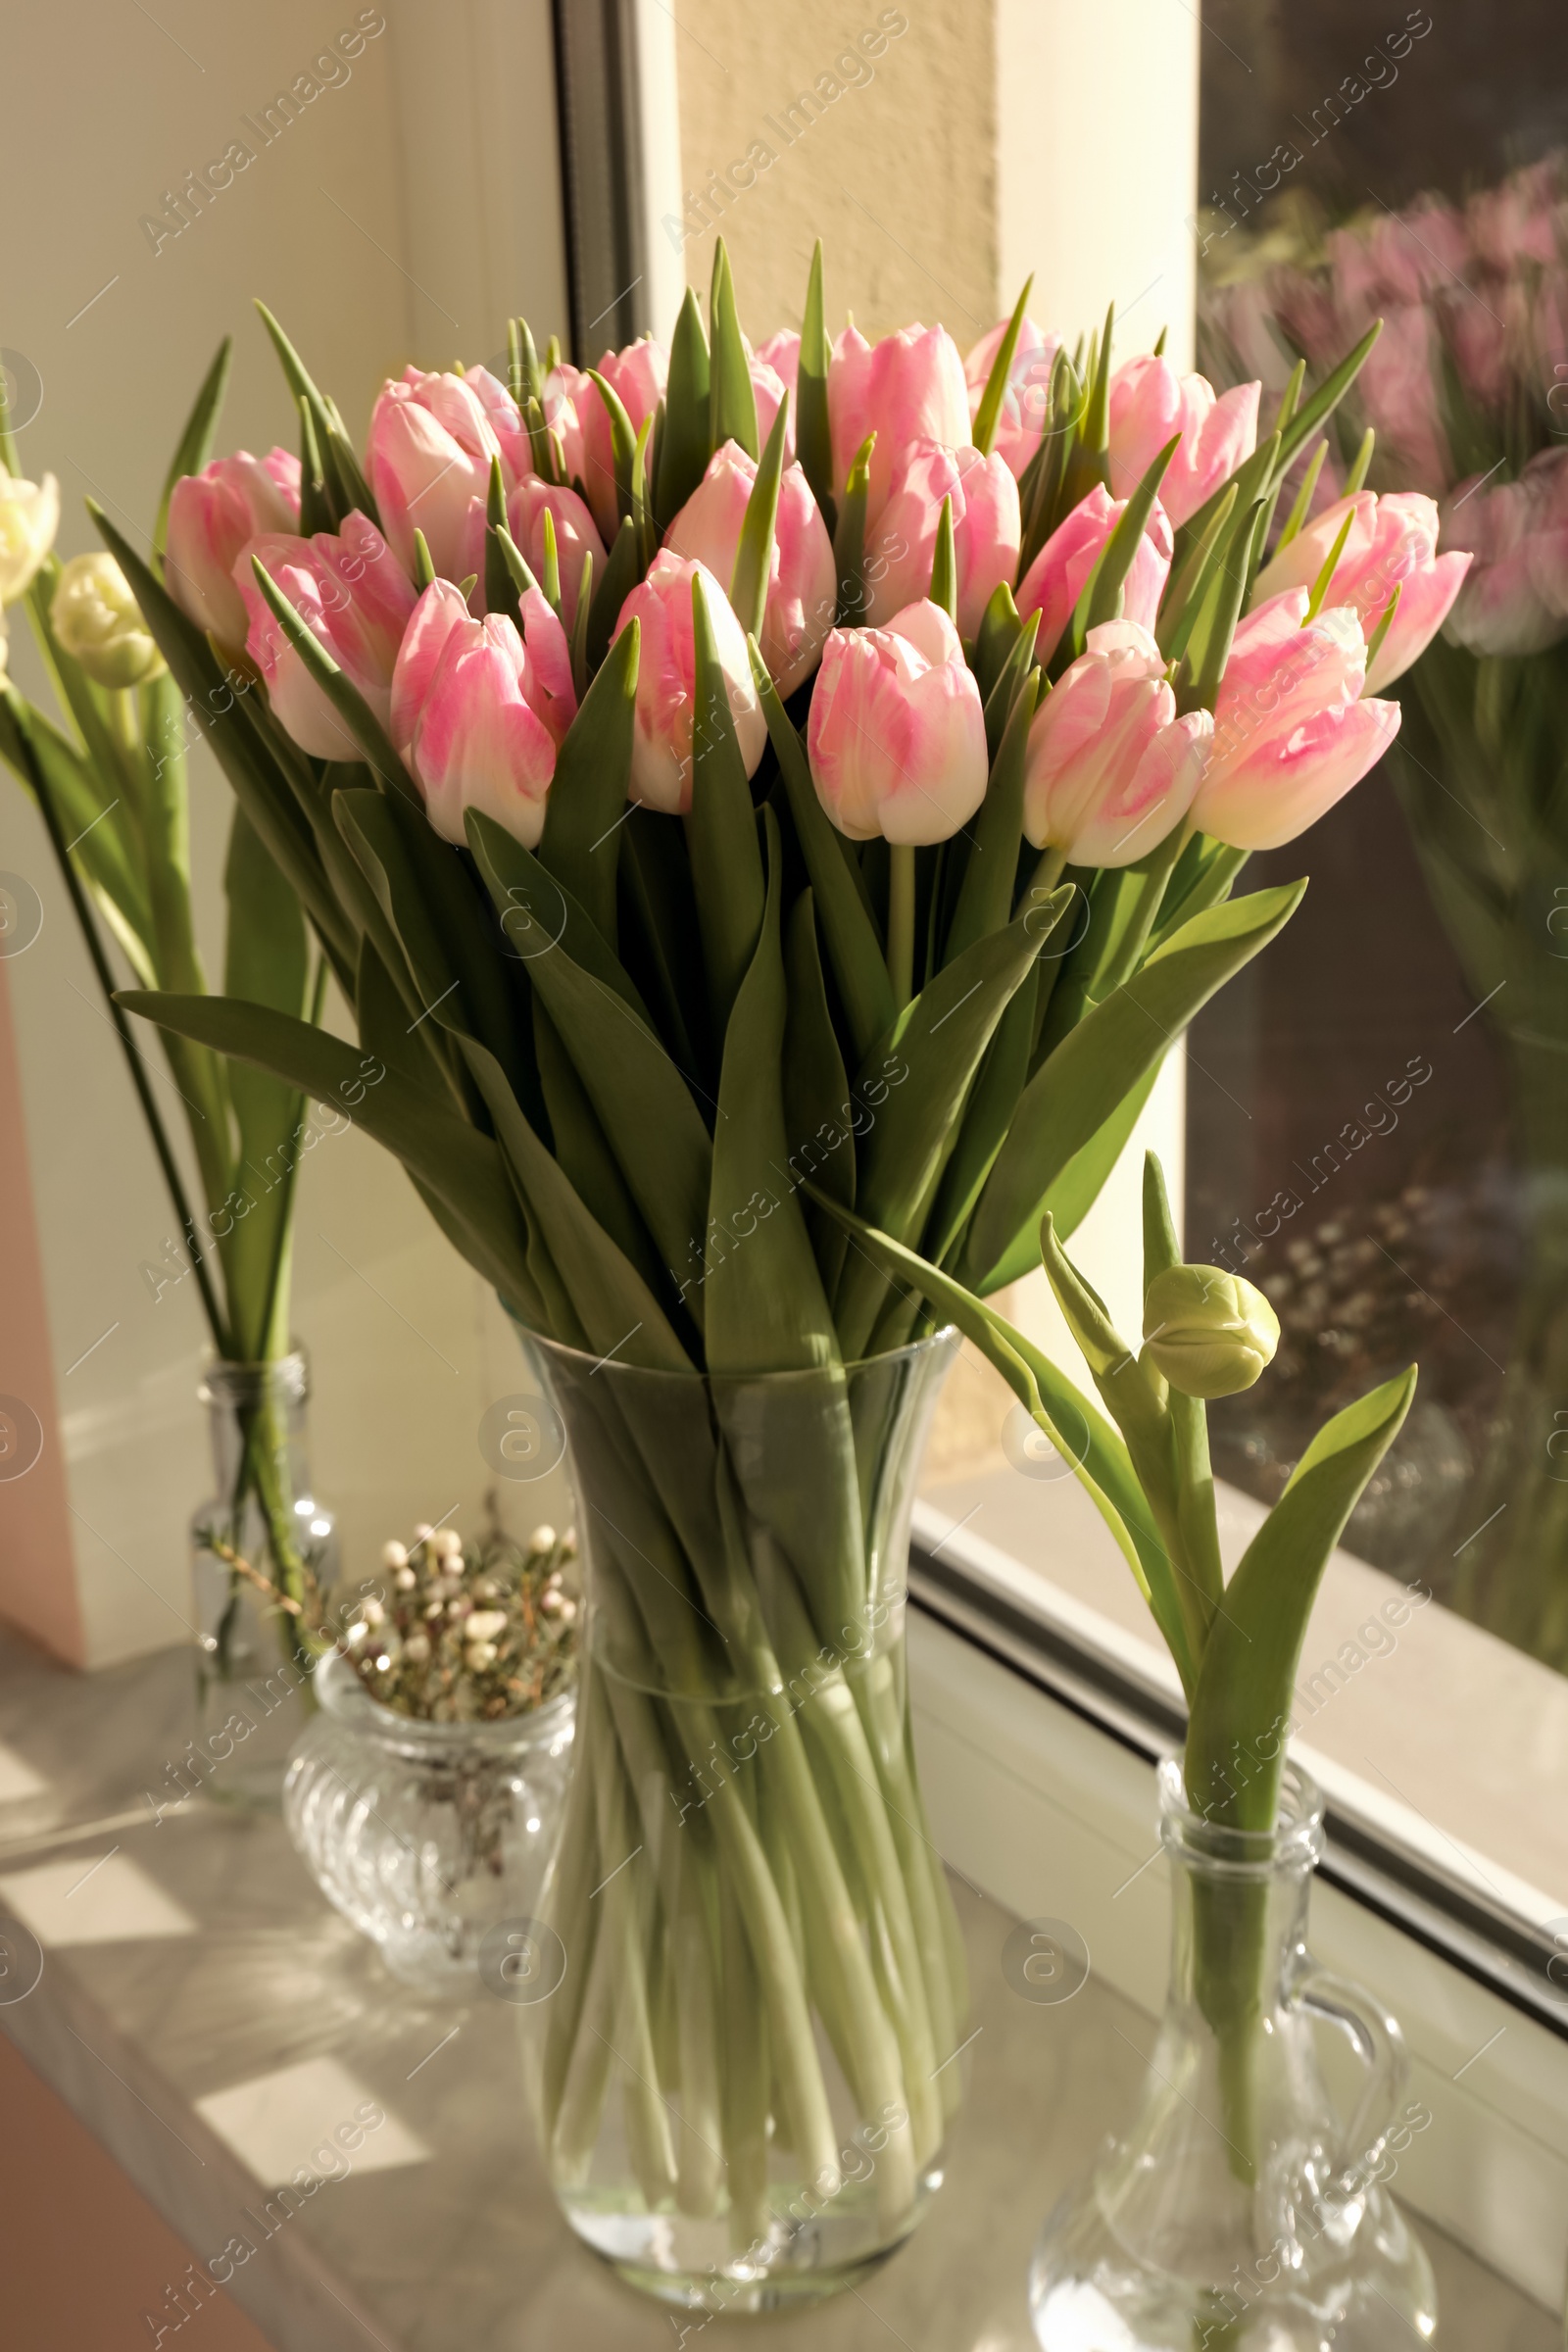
xmin=0 ymin=951 xmax=83 ymax=1667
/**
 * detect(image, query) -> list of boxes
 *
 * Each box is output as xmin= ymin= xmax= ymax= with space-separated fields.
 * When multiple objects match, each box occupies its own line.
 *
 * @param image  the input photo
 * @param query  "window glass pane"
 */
xmin=1191 ymin=5 xmax=1568 ymax=1687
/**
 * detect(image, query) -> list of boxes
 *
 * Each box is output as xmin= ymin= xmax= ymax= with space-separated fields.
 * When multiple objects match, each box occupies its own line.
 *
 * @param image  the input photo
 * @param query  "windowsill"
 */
xmin=0 ymin=1630 xmax=1553 ymax=2350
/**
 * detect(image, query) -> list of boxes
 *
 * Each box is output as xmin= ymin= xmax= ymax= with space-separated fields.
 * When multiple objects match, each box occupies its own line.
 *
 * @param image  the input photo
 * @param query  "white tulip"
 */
xmin=0 ymin=473 xmax=59 ymax=605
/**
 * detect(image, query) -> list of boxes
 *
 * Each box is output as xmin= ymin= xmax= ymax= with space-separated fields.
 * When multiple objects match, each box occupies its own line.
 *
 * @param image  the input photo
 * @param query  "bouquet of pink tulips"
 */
xmin=1201 ymin=156 xmax=1568 ymax=1661
xmin=92 ymin=237 xmax=1431 ymax=2260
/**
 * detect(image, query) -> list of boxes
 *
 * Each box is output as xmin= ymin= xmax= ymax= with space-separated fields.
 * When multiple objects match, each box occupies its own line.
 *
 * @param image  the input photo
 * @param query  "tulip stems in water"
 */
xmin=887 ymin=842 xmax=916 ymax=1011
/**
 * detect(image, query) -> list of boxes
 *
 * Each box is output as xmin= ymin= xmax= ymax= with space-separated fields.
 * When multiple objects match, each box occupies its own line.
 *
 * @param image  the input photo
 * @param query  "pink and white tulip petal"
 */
xmin=807 ymin=600 xmax=988 ymax=846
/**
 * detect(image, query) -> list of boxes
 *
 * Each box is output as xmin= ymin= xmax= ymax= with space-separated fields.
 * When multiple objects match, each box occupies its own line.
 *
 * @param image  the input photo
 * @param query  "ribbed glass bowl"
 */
xmin=283 ymin=1647 xmax=574 ymax=1995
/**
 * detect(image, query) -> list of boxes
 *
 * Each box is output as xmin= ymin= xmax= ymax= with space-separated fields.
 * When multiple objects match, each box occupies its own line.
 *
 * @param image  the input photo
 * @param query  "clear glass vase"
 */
xmin=187 ymin=1352 xmax=338 ymax=1810
xmin=283 ymin=1648 xmax=575 ymax=1993
xmin=1029 ymin=1757 xmax=1437 ymax=2350
xmin=520 ymin=1327 xmax=966 ymax=2314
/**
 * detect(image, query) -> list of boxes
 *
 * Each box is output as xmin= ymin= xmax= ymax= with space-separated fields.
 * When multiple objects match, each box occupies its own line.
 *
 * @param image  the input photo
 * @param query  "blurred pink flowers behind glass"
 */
xmin=1194 ymin=589 xmax=1401 ymax=851
xmin=807 ymin=600 xmax=987 ymax=845
xmin=862 ymin=441 xmax=1021 ymax=637
xmin=238 ymin=513 xmax=416 ymax=761
xmin=1442 ymin=450 xmax=1568 ymax=657
xmin=1016 ymin=483 xmax=1172 ymax=662
xmin=612 ymin=553 xmax=765 ymax=816
xmin=1023 ymin=620 xmax=1211 ymax=866
xmin=166 ymin=448 xmax=302 ymax=644
xmin=663 ymin=440 xmax=835 ymax=697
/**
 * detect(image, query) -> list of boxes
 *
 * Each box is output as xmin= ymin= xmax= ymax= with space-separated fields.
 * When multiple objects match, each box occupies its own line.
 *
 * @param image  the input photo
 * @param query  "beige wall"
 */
xmin=670 ymin=2 xmax=1000 ymax=350
xmin=0 ymin=0 xmax=572 ymax=1666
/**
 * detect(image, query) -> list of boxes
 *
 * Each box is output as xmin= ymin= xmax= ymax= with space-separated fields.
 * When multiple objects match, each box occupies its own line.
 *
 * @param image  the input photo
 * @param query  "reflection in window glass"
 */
xmin=1192 ymin=4 xmax=1568 ymax=1667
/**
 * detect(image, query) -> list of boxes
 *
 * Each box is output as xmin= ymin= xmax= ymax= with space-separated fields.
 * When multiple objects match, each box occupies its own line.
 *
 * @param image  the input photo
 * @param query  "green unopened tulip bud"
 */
xmin=1143 ymin=1263 xmax=1279 ymax=1398
xmin=50 ymin=553 xmax=166 ymax=688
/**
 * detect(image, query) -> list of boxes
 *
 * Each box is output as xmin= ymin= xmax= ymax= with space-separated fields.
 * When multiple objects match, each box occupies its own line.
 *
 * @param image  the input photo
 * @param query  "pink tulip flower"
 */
xmin=963 ymin=315 xmax=1062 ymax=479
xmin=755 ymin=330 xmax=800 ymax=414
xmin=578 ymin=338 xmax=668 ymax=540
xmin=663 ymin=440 xmax=836 ymax=697
xmin=395 ymin=591 xmax=576 ymax=846
xmin=238 ymin=513 xmax=417 ymax=762
xmin=1023 ymin=621 xmax=1211 ymax=867
xmin=506 ymin=477 xmax=607 ymax=632
xmin=807 ymin=600 xmax=987 ymax=845
xmin=1251 ymin=490 xmax=1471 ymax=691
xmin=389 ymin=579 xmax=471 ymax=761
xmin=368 ymin=368 xmax=522 ymax=584
xmin=1107 ymin=355 xmax=1259 ymax=528
xmin=862 ymin=440 xmax=1021 ymax=638
xmin=1192 ymin=589 xmax=1401 ymax=851
xmin=828 ymin=323 xmax=970 ymax=527
xmin=1441 ymin=449 xmax=1568 ymax=657
xmin=1016 ymin=485 xmax=1173 ymax=663
xmin=542 ymin=362 xmax=590 ymax=491
xmin=611 ymin=553 xmax=765 ymax=815
xmin=748 ymin=344 xmax=795 ymax=463
xmin=165 ymin=449 xmax=302 ymax=645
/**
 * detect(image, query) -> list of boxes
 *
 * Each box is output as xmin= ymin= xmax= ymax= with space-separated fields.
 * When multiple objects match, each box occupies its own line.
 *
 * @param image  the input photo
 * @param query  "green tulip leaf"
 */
xmin=536 ymin=617 xmax=639 ymax=941
xmin=688 ymin=570 xmax=765 ymax=1037
xmin=654 ymin=286 xmax=712 ymax=527
xmin=705 ymin=808 xmax=838 ymax=1373
xmin=752 ymin=644 xmax=893 ymax=1065
xmin=1185 ymin=1366 xmax=1417 ymax=1832
xmin=965 ymin=883 xmax=1305 ymax=1292
xmin=155 ymin=336 xmax=232 ymax=564
xmin=708 ymin=239 xmax=760 ymax=462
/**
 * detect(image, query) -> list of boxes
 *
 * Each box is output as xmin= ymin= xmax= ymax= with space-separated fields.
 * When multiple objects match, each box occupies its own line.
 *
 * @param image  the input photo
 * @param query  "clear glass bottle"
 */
xmin=1029 ymin=1757 xmax=1437 ymax=2349
xmin=520 ymin=1327 xmax=965 ymax=2315
xmin=186 ymin=1352 xmax=338 ymax=1811
xmin=283 ymin=1647 xmax=575 ymax=1993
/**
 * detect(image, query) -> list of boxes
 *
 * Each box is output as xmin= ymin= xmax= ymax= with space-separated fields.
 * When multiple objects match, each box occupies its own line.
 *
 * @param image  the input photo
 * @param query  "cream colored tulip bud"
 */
xmin=50 ymin=553 xmax=166 ymax=688
xmin=1143 ymin=1264 xmax=1280 ymax=1398
xmin=0 ymin=472 xmax=60 ymax=605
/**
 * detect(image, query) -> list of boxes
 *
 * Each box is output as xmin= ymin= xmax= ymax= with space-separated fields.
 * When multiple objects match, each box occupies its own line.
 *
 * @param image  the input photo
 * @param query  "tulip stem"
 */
xmin=887 ymin=843 xmax=915 ymax=1011
xmin=1029 ymin=844 xmax=1067 ymax=905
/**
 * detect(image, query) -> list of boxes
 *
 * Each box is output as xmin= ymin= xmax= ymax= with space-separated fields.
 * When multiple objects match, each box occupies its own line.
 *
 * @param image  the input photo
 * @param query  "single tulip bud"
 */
xmin=0 ymin=471 xmax=60 ymax=605
xmin=1107 ymin=354 xmax=1259 ymax=528
xmin=1143 ymin=1264 xmax=1280 ymax=1398
xmin=1016 ymin=484 xmax=1172 ymax=663
xmin=50 ymin=553 xmax=167 ymax=687
xmin=236 ymin=512 xmax=417 ymax=761
xmin=827 ymin=322 xmax=969 ymax=527
xmin=165 ymin=448 xmax=301 ymax=644
xmin=1193 ymin=591 xmax=1401 ymax=852
xmin=1022 ymin=619 xmax=1210 ymax=867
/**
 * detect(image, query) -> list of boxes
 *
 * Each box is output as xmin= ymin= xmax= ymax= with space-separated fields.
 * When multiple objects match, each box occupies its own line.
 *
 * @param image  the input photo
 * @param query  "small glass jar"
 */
xmin=283 ymin=1647 xmax=575 ymax=1995
xmin=188 ymin=1353 xmax=339 ymax=1810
